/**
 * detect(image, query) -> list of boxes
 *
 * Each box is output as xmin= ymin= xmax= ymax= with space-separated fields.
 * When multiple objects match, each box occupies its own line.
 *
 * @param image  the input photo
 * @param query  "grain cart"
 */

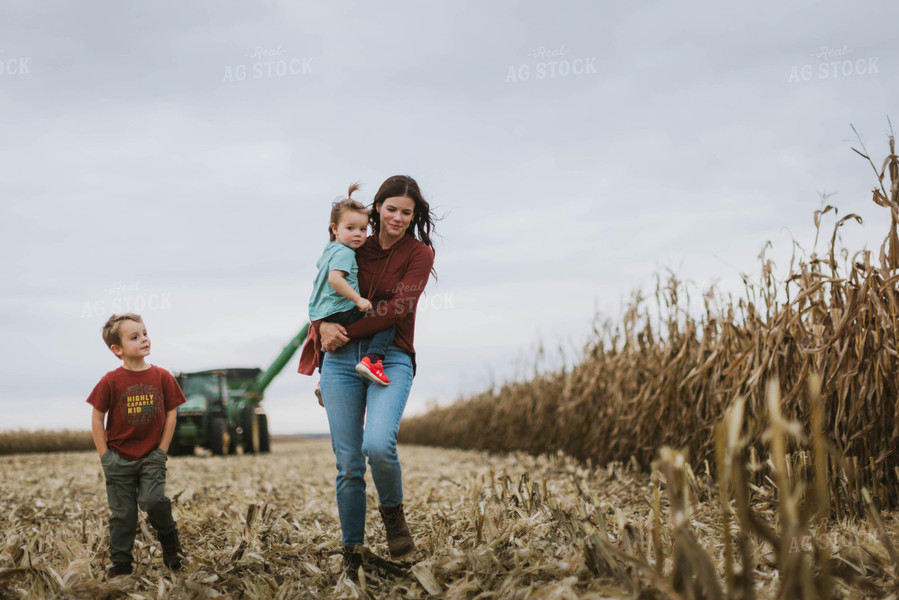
xmin=169 ymin=324 xmax=309 ymax=456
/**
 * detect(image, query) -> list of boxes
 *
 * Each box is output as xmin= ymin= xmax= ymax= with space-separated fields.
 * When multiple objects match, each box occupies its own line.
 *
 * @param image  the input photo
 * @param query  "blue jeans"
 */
xmin=321 ymin=339 xmax=414 ymax=546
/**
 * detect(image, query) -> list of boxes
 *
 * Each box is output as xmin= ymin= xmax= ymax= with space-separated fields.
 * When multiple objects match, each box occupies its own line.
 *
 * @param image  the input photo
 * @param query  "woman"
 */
xmin=298 ymin=175 xmax=436 ymax=574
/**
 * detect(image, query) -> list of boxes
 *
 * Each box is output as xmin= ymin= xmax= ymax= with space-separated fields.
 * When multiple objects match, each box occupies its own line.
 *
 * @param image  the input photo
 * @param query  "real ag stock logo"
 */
xmin=80 ymin=281 xmax=173 ymax=319
xmin=788 ymin=45 xmax=880 ymax=83
xmin=0 ymin=49 xmax=31 ymax=77
xmin=222 ymin=45 xmax=313 ymax=83
xmin=505 ymin=44 xmax=596 ymax=83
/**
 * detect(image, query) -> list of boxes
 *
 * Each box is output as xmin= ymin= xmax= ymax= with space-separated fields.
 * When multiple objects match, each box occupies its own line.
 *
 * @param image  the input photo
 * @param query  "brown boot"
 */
xmin=379 ymin=503 xmax=415 ymax=559
xmin=342 ymin=545 xmax=363 ymax=581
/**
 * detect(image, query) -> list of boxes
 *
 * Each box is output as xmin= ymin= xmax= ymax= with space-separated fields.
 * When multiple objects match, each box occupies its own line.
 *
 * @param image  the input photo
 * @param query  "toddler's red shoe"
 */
xmin=355 ymin=356 xmax=390 ymax=385
xmin=315 ymin=380 xmax=323 ymax=407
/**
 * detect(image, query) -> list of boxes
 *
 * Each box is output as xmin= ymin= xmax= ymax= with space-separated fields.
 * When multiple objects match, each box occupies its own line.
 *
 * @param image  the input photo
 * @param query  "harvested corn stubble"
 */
xmin=1 ymin=437 xmax=898 ymax=598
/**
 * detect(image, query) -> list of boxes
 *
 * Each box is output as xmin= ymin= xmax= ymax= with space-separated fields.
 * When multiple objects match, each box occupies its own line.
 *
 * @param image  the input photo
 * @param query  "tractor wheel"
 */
xmin=169 ymin=442 xmax=194 ymax=457
xmin=241 ymin=405 xmax=259 ymax=454
xmin=258 ymin=413 xmax=271 ymax=453
xmin=209 ymin=417 xmax=229 ymax=456
xmin=228 ymin=432 xmax=238 ymax=455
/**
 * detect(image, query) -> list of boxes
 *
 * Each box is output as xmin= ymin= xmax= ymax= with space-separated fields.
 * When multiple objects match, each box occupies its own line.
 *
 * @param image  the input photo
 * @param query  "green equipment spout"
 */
xmin=249 ymin=323 xmax=310 ymax=398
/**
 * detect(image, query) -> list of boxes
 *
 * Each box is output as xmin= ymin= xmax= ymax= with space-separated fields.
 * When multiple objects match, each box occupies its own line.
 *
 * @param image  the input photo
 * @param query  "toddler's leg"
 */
xmin=365 ymin=325 xmax=397 ymax=361
xmin=356 ymin=326 xmax=398 ymax=385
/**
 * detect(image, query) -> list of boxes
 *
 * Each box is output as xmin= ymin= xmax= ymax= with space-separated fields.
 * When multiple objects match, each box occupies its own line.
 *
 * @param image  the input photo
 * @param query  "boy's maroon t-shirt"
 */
xmin=86 ymin=365 xmax=186 ymax=461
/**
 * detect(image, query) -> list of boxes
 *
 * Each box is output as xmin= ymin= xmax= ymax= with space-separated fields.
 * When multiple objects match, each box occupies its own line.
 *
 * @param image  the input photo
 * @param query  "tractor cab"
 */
xmin=168 ymin=323 xmax=309 ymax=457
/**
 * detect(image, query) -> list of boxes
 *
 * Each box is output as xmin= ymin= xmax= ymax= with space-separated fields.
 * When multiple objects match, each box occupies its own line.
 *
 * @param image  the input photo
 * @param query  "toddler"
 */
xmin=308 ymin=184 xmax=396 ymax=404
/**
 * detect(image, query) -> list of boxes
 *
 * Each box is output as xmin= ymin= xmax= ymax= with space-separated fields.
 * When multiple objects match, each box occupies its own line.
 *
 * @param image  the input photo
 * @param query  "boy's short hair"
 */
xmin=102 ymin=313 xmax=144 ymax=348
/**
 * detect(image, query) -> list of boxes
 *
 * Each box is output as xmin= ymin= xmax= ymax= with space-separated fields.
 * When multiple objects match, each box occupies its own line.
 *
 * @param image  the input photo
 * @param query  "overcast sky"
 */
xmin=2 ymin=1 xmax=897 ymax=434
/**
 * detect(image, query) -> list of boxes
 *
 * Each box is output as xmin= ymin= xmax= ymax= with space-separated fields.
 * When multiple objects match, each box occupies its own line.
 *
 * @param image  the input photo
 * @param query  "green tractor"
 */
xmin=169 ymin=324 xmax=309 ymax=456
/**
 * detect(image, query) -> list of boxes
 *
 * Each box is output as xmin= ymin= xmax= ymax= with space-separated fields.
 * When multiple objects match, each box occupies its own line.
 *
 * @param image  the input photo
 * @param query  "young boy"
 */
xmin=87 ymin=313 xmax=186 ymax=578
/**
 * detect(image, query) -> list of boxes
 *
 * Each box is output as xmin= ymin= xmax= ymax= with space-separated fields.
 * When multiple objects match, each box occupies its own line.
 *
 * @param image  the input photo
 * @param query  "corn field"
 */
xmin=0 ymin=431 xmax=94 ymax=456
xmin=1 ymin=431 xmax=898 ymax=600
xmin=401 ymin=134 xmax=899 ymax=518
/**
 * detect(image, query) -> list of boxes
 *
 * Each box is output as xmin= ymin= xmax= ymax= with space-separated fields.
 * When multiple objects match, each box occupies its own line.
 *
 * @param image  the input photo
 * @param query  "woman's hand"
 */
xmin=320 ymin=321 xmax=350 ymax=352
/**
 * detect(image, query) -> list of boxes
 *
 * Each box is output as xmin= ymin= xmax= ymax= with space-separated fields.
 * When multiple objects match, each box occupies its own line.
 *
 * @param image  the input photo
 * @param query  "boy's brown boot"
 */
xmin=159 ymin=530 xmax=183 ymax=570
xmin=378 ymin=503 xmax=415 ymax=559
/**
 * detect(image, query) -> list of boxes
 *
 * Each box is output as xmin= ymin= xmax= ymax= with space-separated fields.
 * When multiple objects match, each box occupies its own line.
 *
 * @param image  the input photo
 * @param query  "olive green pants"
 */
xmin=100 ymin=447 xmax=176 ymax=565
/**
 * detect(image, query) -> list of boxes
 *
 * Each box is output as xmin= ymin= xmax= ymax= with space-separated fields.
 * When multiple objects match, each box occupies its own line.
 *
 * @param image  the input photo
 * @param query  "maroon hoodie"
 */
xmin=298 ymin=232 xmax=434 ymax=375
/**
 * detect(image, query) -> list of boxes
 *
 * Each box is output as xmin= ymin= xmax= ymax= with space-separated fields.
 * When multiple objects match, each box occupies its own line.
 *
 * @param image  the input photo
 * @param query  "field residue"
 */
xmin=1 ymin=438 xmax=897 ymax=599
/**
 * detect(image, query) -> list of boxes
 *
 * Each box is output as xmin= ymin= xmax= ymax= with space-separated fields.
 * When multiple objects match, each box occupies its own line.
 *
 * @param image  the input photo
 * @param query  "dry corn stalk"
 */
xmin=402 ymin=132 xmax=899 ymax=516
